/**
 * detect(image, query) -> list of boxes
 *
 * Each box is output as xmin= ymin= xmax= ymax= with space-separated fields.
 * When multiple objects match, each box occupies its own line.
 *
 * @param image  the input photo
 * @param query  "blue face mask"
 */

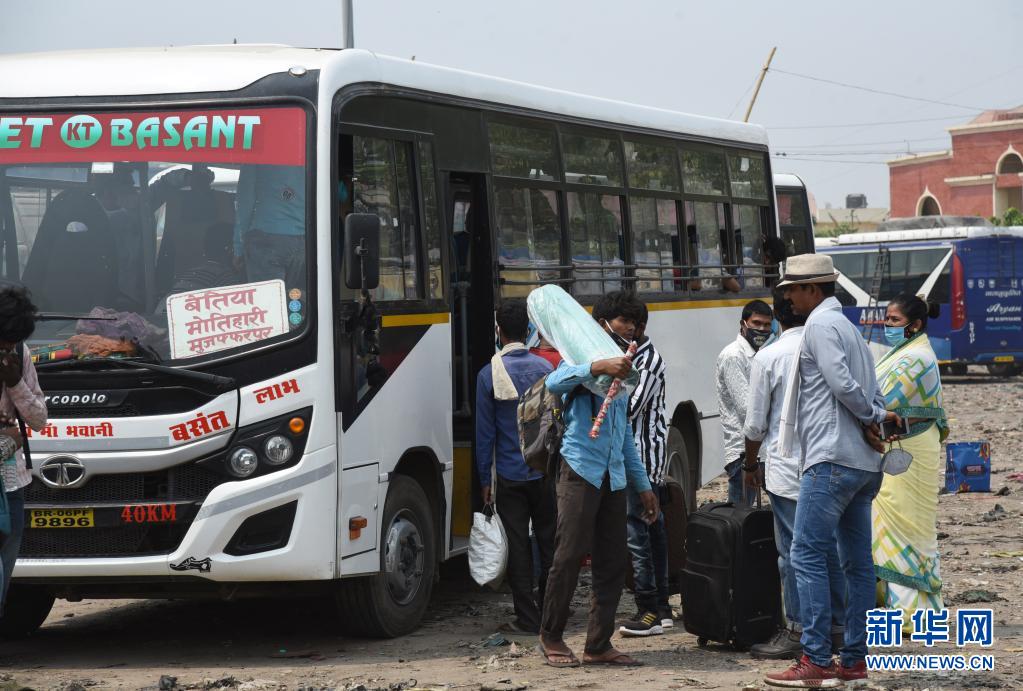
xmin=884 ymin=325 xmax=908 ymax=347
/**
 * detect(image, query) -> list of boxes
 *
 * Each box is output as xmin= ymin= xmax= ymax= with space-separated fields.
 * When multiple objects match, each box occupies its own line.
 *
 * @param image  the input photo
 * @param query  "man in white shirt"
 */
xmin=715 ymin=299 xmax=773 ymax=505
xmin=743 ymin=288 xmax=844 ymax=660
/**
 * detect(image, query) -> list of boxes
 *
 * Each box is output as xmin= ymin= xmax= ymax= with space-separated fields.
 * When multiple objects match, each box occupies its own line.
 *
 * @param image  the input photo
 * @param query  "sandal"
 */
xmin=582 ymin=648 xmax=642 ymax=666
xmin=538 ymin=643 xmax=581 ymax=668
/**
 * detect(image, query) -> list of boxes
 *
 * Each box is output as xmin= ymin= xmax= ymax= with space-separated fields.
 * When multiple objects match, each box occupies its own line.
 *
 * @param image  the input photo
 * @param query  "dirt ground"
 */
xmin=2 ymin=369 xmax=1022 ymax=690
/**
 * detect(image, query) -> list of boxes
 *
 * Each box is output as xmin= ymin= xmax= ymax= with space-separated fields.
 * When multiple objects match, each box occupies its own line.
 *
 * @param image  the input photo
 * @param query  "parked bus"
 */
xmin=817 ymin=224 xmax=1023 ymax=376
xmin=0 ymin=45 xmax=785 ymax=637
xmin=773 ymin=173 xmax=815 ymax=259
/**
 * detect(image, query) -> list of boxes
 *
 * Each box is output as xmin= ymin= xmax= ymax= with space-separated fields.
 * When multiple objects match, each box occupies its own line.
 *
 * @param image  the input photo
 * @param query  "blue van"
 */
xmin=817 ymin=221 xmax=1023 ymax=376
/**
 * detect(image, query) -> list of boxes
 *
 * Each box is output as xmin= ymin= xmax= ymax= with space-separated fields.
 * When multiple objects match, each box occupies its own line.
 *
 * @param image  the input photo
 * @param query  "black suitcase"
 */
xmin=681 ymin=496 xmax=781 ymax=649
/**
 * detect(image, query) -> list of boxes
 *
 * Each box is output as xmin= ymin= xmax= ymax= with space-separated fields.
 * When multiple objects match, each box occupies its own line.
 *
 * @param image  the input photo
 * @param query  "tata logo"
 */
xmin=39 ymin=455 xmax=87 ymax=489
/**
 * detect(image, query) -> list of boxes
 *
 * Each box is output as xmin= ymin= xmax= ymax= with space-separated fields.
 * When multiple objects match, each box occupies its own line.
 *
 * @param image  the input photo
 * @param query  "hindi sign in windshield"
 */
xmin=166 ymin=280 xmax=290 ymax=359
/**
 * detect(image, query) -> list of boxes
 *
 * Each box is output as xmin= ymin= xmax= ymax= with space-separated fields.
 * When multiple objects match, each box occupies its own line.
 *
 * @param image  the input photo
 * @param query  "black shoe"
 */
xmin=658 ymin=607 xmax=674 ymax=629
xmin=750 ymin=628 xmax=803 ymax=660
xmin=618 ymin=611 xmax=664 ymax=637
xmin=831 ymin=631 xmax=844 ymax=655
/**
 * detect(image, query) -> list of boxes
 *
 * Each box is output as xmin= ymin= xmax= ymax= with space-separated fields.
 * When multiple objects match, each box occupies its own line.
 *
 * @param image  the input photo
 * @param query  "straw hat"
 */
xmin=777 ymin=253 xmax=840 ymax=287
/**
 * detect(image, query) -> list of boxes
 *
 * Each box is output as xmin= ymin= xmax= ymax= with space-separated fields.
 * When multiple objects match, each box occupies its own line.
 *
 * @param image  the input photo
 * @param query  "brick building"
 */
xmin=888 ymin=106 xmax=1023 ymax=219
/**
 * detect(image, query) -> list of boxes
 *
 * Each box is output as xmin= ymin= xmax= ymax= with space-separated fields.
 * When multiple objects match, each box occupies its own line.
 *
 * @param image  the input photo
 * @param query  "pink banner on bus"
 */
xmin=0 ymin=107 xmax=306 ymax=165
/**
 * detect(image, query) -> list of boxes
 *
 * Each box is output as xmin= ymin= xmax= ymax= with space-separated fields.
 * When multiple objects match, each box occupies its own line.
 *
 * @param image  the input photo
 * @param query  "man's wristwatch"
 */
xmin=739 ymin=452 xmax=761 ymax=472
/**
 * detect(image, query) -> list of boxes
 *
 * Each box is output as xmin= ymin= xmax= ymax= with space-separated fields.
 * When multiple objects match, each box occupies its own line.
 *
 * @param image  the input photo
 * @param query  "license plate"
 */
xmin=994 ymin=355 xmax=1015 ymax=362
xmin=30 ymin=508 xmax=94 ymax=529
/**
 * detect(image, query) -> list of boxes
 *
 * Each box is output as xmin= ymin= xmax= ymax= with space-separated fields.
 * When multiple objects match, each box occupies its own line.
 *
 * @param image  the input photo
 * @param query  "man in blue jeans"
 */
xmin=764 ymin=255 xmax=900 ymax=688
xmin=744 ymin=288 xmax=844 ymax=660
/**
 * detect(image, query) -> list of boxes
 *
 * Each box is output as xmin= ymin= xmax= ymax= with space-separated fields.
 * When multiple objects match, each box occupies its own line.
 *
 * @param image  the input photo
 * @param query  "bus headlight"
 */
xmin=229 ymin=447 xmax=259 ymax=477
xmin=264 ymin=435 xmax=294 ymax=465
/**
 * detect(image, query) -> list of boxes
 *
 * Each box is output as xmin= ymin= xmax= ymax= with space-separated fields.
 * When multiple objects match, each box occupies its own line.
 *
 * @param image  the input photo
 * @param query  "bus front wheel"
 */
xmin=0 ymin=584 xmax=55 ymax=638
xmin=986 ymin=363 xmax=1017 ymax=378
xmin=334 ymin=475 xmax=436 ymax=638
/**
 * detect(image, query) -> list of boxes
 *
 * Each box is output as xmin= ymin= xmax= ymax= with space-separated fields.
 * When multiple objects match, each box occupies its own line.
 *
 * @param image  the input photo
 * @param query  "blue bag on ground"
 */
xmin=525 ymin=285 xmax=638 ymax=397
xmin=945 ymin=441 xmax=991 ymax=493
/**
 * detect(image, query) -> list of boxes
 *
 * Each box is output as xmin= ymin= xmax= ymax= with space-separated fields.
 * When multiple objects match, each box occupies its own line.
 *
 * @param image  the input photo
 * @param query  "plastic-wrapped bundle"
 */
xmin=526 ymin=284 xmax=638 ymax=397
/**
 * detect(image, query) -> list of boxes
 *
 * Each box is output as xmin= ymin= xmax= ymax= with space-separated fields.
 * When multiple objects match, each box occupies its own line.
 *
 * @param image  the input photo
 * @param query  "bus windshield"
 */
xmin=0 ymin=106 xmax=310 ymax=365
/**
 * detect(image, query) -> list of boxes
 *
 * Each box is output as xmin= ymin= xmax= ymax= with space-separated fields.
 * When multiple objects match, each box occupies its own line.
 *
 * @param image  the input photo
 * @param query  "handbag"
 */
xmin=468 ymin=502 xmax=508 ymax=588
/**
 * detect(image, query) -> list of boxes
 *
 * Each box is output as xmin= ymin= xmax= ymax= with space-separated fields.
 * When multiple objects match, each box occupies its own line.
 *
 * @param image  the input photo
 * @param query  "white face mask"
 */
xmin=602 ymin=320 xmax=631 ymax=350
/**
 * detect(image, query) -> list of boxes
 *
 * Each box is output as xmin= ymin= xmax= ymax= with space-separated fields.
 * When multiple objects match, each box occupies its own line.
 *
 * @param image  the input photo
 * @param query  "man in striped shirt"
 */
xmin=593 ymin=293 xmax=671 ymax=638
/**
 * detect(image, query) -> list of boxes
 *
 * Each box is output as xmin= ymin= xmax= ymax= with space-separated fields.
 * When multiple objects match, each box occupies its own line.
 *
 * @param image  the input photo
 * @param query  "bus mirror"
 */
xmin=343 ymin=213 xmax=380 ymax=291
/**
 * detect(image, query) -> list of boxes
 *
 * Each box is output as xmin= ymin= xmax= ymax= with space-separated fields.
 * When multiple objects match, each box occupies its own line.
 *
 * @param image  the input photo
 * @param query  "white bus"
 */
xmin=0 ymin=45 xmax=783 ymax=637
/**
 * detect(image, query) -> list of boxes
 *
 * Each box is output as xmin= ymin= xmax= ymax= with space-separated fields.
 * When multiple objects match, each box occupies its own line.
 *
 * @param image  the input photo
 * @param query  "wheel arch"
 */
xmin=391 ymin=446 xmax=446 ymax=566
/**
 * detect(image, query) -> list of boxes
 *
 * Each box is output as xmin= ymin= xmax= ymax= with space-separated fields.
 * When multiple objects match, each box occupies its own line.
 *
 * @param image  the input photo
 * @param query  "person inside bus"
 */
xmin=743 ymin=288 xmax=845 ymax=660
xmin=539 ymin=309 xmax=658 ymax=668
xmin=765 ymin=254 xmax=899 ymax=688
xmin=715 ymin=299 xmax=773 ymax=506
xmin=233 ymin=164 xmax=306 ymax=289
xmin=475 ymin=300 xmax=555 ymax=635
xmin=869 ymin=294 xmax=947 ymax=620
xmin=0 ymin=285 xmax=48 ymax=621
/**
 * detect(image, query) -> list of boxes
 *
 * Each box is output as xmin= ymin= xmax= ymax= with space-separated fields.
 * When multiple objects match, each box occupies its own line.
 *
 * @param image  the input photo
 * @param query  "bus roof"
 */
xmin=830 ymin=226 xmax=1023 ymax=246
xmin=773 ymin=173 xmax=805 ymax=188
xmin=0 ymin=45 xmax=769 ymax=148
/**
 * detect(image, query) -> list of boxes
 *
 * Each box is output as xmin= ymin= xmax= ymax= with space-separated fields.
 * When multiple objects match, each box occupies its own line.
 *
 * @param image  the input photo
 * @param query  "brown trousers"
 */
xmin=540 ymin=458 xmax=628 ymax=655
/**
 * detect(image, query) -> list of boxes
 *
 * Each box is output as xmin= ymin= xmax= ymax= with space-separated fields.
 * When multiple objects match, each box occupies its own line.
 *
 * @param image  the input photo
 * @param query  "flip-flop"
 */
xmin=582 ymin=649 xmax=642 ymax=667
xmin=537 ymin=643 xmax=581 ymax=668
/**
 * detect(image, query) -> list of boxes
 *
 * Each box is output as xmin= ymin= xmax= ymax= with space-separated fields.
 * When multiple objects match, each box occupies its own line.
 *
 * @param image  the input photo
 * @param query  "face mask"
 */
xmin=761 ymin=319 xmax=780 ymax=349
xmin=743 ymin=325 xmax=773 ymax=351
xmin=884 ymin=325 xmax=908 ymax=347
xmin=602 ymin=320 xmax=632 ymax=351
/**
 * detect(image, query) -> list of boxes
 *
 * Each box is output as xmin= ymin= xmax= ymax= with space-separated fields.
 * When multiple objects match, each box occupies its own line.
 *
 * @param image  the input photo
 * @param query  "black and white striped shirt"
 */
xmin=628 ymin=339 xmax=668 ymax=486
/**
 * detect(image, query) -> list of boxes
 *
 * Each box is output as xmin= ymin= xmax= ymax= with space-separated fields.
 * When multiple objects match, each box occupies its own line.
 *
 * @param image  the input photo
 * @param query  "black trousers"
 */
xmin=495 ymin=474 xmax=556 ymax=632
xmin=540 ymin=459 xmax=628 ymax=655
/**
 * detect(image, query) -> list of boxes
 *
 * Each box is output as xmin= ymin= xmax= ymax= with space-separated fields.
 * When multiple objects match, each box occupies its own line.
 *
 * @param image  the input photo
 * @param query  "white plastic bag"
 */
xmin=468 ymin=504 xmax=508 ymax=588
xmin=526 ymin=284 xmax=639 ymax=397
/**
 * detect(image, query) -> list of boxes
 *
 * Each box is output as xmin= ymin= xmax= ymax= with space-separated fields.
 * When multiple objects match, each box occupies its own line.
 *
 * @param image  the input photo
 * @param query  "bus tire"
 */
xmin=666 ymin=426 xmax=697 ymax=515
xmin=986 ymin=363 xmax=1016 ymax=378
xmin=334 ymin=475 xmax=436 ymax=638
xmin=0 ymin=584 xmax=54 ymax=638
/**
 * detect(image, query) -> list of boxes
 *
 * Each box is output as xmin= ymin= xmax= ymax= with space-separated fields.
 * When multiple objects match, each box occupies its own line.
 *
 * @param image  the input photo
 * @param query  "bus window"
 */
xmin=561 ymin=131 xmax=623 ymax=186
xmin=568 ymin=192 xmax=624 ymax=295
xmin=353 ymin=136 xmax=421 ymax=301
xmin=908 ymin=248 xmax=949 ymax=297
xmin=831 ymin=252 xmax=869 ymax=293
xmin=685 ymin=200 xmax=733 ymax=291
xmin=624 ymin=140 xmax=680 ymax=192
xmin=732 ymin=204 xmax=765 ymax=288
xmin=630 ymin=197 xmax=680 ymax=293
xmin=727 ymin=151 xmax=768 ymax=200
xmin=417 ymin=141 xmax=443 ymax=300
xmin=681 ymin=149 xmax=727 ymax=197
xmin=488 ymin=121 xmax=559 ymax=181
xmin=494 ymin=184 xmax=561 ymax=297
xmin=777 ymin=189 xmax=814 ymax=256
xmin=881 ymin=250 xmax=909 ymax=300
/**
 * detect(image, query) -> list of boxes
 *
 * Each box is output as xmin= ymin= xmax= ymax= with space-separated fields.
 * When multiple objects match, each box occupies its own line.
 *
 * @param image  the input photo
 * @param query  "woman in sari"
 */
xmin=872 ymin=293 xmax=948 ymax=614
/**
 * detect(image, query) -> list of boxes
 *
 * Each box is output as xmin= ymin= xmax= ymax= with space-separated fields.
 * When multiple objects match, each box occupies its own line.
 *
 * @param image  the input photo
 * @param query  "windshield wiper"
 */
xmin=37 ymin=357 xmax=235 ymax=392
xmin=35 ymin=313 xmax=117 ymax=321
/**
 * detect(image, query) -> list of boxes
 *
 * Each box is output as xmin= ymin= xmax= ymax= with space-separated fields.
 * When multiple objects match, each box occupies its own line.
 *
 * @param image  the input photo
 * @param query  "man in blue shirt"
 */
xmin=233 ymin=165 xmax=306 ymax=290
xmin=538 ymin=313 xmax=659 ymax=668
xmin=476 ymin=300 xmax=555 ymax=634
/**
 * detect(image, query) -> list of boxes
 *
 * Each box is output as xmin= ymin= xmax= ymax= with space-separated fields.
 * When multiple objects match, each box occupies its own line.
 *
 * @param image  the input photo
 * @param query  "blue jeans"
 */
xmin=625 ymin=485 xmax=669 ymax=614
xmin=791 ymin=462 xmax=882 ymax=667
xmin=725 ymin=458 xmax=758 ymax=506
xmin=0 ymin=488 xmax=26 ymax=616
xmin=768 ymin=491 xmax=845 ymax=633
xmin=244 ymin=230 xmax=306 ymax=289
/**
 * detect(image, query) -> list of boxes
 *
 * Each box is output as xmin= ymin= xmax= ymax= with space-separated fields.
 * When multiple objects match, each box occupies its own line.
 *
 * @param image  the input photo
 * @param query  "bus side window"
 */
xmin=685 ymin=200 xmax=735 ymax=292
xmin=630 ymin=197 xmax=680 ymax=293
xmin=493 ymin=185 xmax=561 ymax=298
xmin=568 ymin=191 xmax=624 ymax=296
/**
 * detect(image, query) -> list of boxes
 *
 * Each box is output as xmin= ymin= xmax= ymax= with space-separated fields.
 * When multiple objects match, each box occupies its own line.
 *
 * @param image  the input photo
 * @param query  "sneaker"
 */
xmin=618 ymin=611 xmax=664 ymax=637
xmin=764 ymin=654 xmax=843 ymax=688
xmin=837 ymin=659 xmax=867 ymax=681
xmin=658 ymin=607 xmax=674 ymax=629
xmin=750 ymin=628 xmax=803 ymax=660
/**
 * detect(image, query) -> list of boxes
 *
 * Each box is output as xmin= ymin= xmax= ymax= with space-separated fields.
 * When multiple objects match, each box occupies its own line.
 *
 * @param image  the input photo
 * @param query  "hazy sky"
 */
xmin=3 ymin=0 xmax=1020 ymax=210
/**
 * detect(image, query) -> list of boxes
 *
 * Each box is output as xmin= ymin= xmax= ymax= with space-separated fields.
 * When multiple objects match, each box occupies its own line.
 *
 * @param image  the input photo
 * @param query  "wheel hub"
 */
xmin=383 ymin=513 xmax=424 ymax=606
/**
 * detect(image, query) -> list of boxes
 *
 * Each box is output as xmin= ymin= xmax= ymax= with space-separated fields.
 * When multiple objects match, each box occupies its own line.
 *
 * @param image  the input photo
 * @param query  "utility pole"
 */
xmin=743 ymin=46 xmax=777 ymax=123
xmin=341 ymin=0 xmax=354 ymax=49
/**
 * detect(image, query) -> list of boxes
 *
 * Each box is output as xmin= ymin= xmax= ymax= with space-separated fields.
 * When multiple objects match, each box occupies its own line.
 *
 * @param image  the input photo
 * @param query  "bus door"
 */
xmin=446 ymin=172 xmax=494 ymax=542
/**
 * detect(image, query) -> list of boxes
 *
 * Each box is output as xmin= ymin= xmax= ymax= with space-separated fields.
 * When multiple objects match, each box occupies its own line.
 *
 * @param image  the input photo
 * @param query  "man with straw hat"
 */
xmin=764 ymin=254 xmax=901 ymax=688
